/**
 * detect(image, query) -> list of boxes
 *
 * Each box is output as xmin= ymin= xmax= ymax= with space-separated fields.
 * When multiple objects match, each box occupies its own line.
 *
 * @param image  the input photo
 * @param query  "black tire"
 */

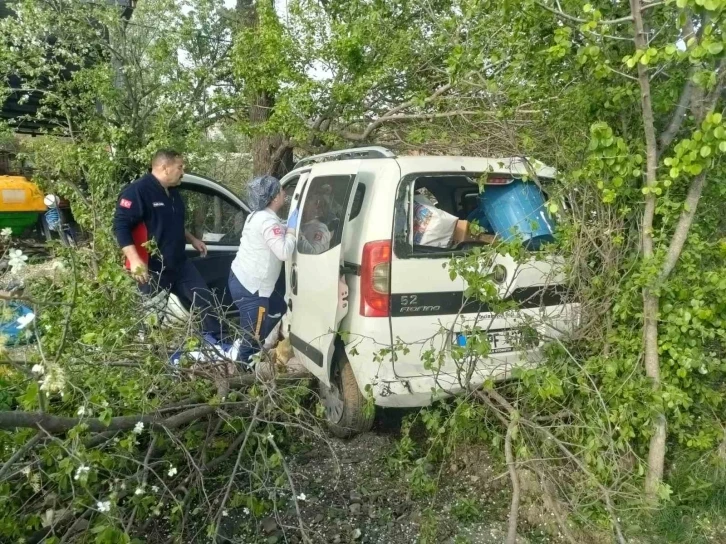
xmin=319 ymin=356 xmax=374 ymax=438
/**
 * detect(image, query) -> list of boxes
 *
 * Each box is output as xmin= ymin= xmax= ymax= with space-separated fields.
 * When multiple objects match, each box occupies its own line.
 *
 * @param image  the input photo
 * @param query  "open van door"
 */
xmin=287 ymin=163 xmax=359 ymax=385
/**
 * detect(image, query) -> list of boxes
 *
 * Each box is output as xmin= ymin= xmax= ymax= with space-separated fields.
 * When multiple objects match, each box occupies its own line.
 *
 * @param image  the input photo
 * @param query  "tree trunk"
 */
xmin=629 ymin=0 xmax=667 ymax=501
xmin=237 ymin=0 xmax=294 ymax=178
xmin=249 ymin=91 xmax=293 ymax=177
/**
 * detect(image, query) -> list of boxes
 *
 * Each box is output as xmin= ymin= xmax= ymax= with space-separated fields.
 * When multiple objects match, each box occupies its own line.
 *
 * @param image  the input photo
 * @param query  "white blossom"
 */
xmin=167 ymin=466 xmax=177 ymax=477
xmin=39 ymin=364 xmax=66 ymax=395
xmin=96 ymin=501 xmax=111 ymax=513
xmin=74 ymin=465 xmax=89 ymax=481
xmin=132 ymin=421 xmax=144 ymax=435
xmin=297 ymin=493 xmax=307 ymax=501
xmin=8 ymin=248 xmax=28 ymax=274
xmin=266 ymin=433 xmax=274 ymax=442
xmin=134 ymin=486 xmax=144 ymax=496
xmin=243 ymin=507 xmax=250 ymax=515
xmin=21 ymin=466 xmax=31 ymax=476
xmin=151 ymin=485 xmax=159 ymax=493
xmin=30 ymin=475 xmax=40 ymax=492
xmin=1 ymin=227 xmax=13 ymax=238
xmin=222 ymin=510 xmax=228 ymax=517
xmin=77 ymin=406 xmax=87 ymax=416
xmin=31 ymin=364 xmax=44 ymax=375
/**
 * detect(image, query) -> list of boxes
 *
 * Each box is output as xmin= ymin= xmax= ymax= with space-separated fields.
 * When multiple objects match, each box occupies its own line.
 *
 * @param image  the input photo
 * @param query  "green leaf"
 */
xmin=708 ymin=42 xmax=724 ymax=55
xmin=676 ymin=0 xmax=688 ymax=7
xmin=700 ymin=145 xmax=712 ymax=157
xmin=583 ymin=3 xmax=593 ymax=12
xmin=719 ymin=141 xmax=726 ymax=152
xmin=99 ymin=408 xmax=113 ymax=427
xmin=704 ymin=0 xmax=720 ymax=10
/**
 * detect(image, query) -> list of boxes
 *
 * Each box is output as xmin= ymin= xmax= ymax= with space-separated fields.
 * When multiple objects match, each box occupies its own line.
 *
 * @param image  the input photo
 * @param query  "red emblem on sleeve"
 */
xmin=272 ymin=226 xmax=283 ymax=236
xmin=119 ymin=198 xmax=133 ymax=209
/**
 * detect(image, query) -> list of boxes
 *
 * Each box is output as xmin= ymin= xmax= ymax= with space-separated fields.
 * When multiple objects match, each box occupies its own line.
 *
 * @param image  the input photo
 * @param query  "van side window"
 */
xmin=394 ymin=174 xmax=503 ymax=258
xmin=179 ymin=186 xmax=246 ymax=245
xmin=298 ymin=174 xmax=355 ymax=255
xmin=348 ymin=183 xmax=366 ymax=220
xmin=278 ymin=177 xmax=299 ymax=218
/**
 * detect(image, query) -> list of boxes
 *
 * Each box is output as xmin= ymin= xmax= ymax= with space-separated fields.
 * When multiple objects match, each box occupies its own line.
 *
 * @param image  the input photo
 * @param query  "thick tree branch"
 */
xmin=659 ymin=15 xmax=698 ymax=154
xmin=659 ymin=80 xmax=724 ymax=282
xmin=659 ymin=75 xmax=695 ymax=154
xmin=535 ymin=0 xmax=663 ymax=26
xmin=505 ymin=419 xmax=520 ymax=544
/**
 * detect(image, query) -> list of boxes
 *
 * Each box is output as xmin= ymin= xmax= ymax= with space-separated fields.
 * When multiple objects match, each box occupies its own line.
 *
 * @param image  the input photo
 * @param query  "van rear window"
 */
xmin=394 ymin=173 xmax=557 ymax=258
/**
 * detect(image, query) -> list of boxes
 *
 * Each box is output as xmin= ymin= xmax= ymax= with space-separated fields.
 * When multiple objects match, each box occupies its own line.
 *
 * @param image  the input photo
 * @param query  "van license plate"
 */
xmin=454 ymin=328 xmax=538 ymax=354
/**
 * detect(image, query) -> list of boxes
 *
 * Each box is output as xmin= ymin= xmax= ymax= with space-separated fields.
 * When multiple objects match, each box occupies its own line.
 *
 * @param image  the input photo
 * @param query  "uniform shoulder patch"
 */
xmin=272 ymin=226 xmax=283 ymax=236
xmin=119 ymin=198 xmax=133 ymax=209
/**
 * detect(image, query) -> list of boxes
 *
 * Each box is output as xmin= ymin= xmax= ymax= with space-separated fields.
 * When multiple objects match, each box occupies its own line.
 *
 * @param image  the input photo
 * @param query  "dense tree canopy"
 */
xmin=0 ymin=0 xmax=725 ymax=541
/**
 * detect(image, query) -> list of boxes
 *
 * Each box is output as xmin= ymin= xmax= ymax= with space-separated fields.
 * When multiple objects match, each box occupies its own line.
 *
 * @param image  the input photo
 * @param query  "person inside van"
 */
xmin=299 ymin=189 xmax=332 ymax=255
xmin=228 ymin=175 xmax=299 ymax=367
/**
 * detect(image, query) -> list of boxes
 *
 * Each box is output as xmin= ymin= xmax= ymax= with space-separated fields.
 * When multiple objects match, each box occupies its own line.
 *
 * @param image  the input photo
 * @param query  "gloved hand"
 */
xmin=287 ymin=208 xmax=300 ymax=230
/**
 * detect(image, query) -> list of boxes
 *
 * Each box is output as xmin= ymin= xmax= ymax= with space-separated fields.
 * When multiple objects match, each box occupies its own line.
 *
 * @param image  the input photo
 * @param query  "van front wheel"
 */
xmin=319 ymin=357 xmax=374 ymax=438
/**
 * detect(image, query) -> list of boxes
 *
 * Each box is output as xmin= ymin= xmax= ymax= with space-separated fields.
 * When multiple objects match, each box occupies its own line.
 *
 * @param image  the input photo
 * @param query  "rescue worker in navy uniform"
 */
xmin=113 ymin=149 xmax=225 ymax=355
xmin=228 ymin=175 xmax=299 ymax=366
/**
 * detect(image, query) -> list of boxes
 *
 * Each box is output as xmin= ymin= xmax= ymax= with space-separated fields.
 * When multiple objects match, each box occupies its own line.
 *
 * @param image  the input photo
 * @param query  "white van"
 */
xmin=174 ymin=147 xmax=577 ymax=437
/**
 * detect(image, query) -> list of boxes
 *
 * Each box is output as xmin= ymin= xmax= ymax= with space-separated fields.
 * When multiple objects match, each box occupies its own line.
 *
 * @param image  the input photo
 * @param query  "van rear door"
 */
xmin=389 ymin=158 xmax=567 ymax=381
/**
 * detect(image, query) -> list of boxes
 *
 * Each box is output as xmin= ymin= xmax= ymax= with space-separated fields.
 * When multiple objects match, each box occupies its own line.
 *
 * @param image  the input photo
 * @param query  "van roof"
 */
xmin=393 ymin=155 xmax=557 ymax=179
xmin=290 ymin=147 xmax=556 ymax=179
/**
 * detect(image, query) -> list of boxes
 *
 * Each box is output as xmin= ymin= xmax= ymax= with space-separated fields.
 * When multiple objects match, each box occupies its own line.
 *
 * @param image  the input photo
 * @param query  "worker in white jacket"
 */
xmin=228 ymin=175 xmax=299 ymax=365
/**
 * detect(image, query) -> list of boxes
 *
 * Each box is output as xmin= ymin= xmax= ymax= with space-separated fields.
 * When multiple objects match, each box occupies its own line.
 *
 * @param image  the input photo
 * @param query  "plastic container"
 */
xmin=0 ymin=176 xmax=46 ymax=212
xmin=0 ymin=176 xmax=47 ymax=235
xmin=476 ymin=179 xmax=556 ymax=249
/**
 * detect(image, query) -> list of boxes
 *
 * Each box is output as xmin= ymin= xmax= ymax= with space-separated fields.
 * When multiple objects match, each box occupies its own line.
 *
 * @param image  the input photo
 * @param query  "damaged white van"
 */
xmin=176 ymin=147 xmax=577 ymax=437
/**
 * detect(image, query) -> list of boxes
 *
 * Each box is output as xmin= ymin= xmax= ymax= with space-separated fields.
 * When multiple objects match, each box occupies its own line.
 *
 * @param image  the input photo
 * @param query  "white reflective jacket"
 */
xmin=231 ymin=208 xmax=295 ymax=297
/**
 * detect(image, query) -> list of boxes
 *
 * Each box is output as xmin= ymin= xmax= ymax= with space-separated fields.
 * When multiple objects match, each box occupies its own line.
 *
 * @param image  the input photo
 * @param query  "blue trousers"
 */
xmin=228 ymin=271 xmax=287 ymax=362
xmin=139 ymin=259 xmax=222 ymax=339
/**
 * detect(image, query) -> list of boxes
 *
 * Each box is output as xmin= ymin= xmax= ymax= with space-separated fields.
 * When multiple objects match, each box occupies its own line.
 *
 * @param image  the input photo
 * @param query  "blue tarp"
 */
xmin=0 ymin=303 xmax=35 ymax=344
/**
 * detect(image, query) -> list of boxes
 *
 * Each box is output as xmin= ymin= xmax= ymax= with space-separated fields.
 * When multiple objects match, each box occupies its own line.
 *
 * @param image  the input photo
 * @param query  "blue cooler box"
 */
xmin=475 ymin=180 xmax=556 ymax=249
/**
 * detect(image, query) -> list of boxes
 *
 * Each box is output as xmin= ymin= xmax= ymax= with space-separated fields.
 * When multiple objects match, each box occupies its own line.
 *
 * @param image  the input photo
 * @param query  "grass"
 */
xmin=633 ymin=454 xmax=726 ymax=543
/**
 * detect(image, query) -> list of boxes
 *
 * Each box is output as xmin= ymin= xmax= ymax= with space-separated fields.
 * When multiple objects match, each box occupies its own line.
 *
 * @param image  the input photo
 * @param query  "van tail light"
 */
xmin=360 ymin=240 xmax=391 ymax=318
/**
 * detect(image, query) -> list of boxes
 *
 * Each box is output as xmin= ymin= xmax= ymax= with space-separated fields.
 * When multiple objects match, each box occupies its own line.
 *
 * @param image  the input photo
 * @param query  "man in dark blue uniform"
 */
xmin=113 ymin=149 xmax=224 ymax=354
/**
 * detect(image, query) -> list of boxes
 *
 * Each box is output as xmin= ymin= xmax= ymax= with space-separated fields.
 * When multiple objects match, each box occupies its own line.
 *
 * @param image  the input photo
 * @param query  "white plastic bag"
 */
xmin=413 ymin=195 xmax=458 ymax=248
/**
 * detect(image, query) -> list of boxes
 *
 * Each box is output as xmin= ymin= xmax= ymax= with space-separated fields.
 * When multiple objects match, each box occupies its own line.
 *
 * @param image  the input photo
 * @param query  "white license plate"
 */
xmin=454 ymin=328 xmax=538 ymax=354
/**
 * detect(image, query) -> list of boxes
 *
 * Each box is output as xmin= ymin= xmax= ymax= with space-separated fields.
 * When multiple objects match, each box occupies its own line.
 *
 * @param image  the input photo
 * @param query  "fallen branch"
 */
xmin=0 ymin=431 xmax=42 ymax=479
xmin=476 ymin=389 xmax=628 ymax=544
xmin=505 ymin=418 xmax=520 ymax=544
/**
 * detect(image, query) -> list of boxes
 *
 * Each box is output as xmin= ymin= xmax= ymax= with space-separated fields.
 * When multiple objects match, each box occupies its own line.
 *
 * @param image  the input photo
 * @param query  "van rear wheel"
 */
xmin=319 ymin=357 xmax=374 ymax=438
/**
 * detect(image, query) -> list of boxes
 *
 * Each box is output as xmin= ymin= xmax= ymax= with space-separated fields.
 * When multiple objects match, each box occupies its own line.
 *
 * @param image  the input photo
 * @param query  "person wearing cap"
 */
xmin=228 ymin=175 xmax=299 ymax=366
